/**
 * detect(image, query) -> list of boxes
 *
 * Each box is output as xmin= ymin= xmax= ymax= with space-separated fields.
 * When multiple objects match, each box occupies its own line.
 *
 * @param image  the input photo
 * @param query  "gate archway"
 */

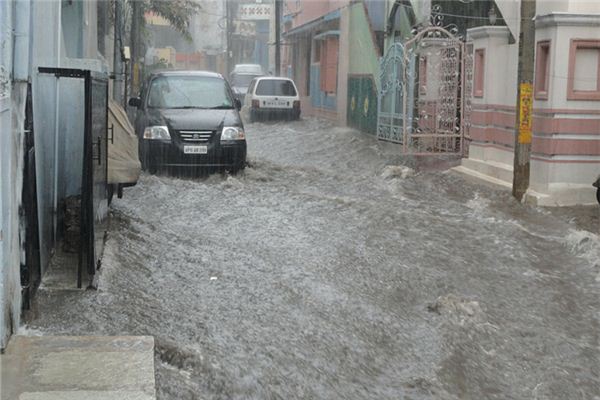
xmin=377 ymin=26 xmax=473 ymax=155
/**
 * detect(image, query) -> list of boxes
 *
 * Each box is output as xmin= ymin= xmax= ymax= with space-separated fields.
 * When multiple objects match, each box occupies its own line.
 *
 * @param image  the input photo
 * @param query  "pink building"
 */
xmin=281 ymin=0 xmax=351 ymax=123
xmin=456 ymin=1 xmax=600 ymax=206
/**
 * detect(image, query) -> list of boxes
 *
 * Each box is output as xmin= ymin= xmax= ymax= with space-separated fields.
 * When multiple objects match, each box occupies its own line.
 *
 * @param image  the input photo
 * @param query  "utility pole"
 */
xmin=113 ymin=0 xmax=124 ymax=105
xmin=130 ymin=0 xmax=142 ymax=96
xmin=226 ymin=0 xmax=233 ymax=76
xmin=512 ymin=0 xmax=536 ymax=200
xmin=274 ymin=0 xmax=281 ymax=76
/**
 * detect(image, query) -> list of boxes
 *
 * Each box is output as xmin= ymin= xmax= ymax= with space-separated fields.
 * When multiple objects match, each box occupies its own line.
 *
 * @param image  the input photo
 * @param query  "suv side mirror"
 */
xmin=128 ymin=97 xmax=141 ymax=108
xmin=234 ymin=98 xmax=242 ymax=110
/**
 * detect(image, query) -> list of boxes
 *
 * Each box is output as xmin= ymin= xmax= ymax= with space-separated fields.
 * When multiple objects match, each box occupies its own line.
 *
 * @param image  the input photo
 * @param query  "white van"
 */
xmin=243 ymin=77 xmax=301 ymax=122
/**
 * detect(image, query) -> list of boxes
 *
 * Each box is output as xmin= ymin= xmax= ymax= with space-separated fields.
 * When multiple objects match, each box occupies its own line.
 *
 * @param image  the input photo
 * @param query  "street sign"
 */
xmin=518 ymin=83 xmax=533 ymax=144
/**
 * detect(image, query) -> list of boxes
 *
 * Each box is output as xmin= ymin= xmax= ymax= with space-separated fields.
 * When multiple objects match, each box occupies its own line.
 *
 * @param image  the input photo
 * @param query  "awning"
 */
xmin=284 ymin=9 xmax=341 ymax=37
xmin=313 ymin=30 xmax=340 ymax=40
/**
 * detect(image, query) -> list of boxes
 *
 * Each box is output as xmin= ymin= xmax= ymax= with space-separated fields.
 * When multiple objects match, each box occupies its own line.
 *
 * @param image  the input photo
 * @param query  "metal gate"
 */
xmin=377 ymin=26 xmax=473 ymax=155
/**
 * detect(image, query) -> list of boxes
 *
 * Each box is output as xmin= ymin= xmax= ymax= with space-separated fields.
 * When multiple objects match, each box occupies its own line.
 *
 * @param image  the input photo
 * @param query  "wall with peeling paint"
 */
xmin=0 ymin=0 xmax=107 ymax=349
xmin=0 ymin=0 xmax=26 ymax=350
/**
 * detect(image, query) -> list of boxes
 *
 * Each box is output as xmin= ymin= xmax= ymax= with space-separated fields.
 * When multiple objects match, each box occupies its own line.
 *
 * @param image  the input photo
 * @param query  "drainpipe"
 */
xmin=52 ymin=0 xmax=62 ymax=243
xmin=13 ymin=0 xmax=31 ymax=82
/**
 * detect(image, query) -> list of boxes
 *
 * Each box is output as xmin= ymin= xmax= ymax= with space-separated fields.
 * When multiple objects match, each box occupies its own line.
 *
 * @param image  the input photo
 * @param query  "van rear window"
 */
xmin=255 ymin=80 xmax=297 ymax=96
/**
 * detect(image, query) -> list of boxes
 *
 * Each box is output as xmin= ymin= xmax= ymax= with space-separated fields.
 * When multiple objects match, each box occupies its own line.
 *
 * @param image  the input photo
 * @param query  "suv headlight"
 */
xmin=143 ymin=126 xmax=171 ymax=140
xmin=221 ymin=126 xmax=245 ymax=141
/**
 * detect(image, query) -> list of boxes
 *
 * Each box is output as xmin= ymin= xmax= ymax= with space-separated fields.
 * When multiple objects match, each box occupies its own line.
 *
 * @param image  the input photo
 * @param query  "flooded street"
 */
xmin=28 ymin=119 xmax=600 ymax=399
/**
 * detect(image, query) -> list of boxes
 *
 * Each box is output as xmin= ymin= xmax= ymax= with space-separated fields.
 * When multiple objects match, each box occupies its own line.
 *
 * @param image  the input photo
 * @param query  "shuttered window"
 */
xmin=319 ymin=37 xmax=339 ymax=94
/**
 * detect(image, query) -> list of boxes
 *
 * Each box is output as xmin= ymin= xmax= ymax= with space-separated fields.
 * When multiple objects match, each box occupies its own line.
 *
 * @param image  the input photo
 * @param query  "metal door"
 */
xmin=81 ymin=72 xmax=109 ymax=288
xmin=20 ymin=84 xmax=41 ymax=309
xmin=377 ymin=42 xmax=407 ymax=144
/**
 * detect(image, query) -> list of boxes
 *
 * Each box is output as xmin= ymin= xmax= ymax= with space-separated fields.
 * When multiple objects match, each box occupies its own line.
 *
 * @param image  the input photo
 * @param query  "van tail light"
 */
xmin=293 ymin=100 xmax=301 ymax=109
xmin=252 ymin=100 xmax=260 ymax=108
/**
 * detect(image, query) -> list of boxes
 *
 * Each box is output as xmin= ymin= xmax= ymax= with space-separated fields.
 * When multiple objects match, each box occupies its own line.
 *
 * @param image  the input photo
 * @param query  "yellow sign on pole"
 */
xmin=518 ymin=83 xmax=533 ymax=144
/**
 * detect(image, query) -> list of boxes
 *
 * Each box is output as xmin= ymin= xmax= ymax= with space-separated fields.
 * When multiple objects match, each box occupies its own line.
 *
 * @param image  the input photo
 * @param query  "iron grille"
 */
xmin=179 ymin=130 xmax=214 ymax=143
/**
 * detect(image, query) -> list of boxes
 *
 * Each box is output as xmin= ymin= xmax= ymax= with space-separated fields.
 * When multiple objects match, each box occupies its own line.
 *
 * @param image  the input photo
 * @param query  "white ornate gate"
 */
xmin=377 ymin=23 xmax=473 ymax=155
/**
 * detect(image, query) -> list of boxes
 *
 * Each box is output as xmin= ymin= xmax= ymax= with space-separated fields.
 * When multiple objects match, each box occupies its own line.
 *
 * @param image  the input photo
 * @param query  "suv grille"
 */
xmin=179 ymin=130 xmax=214 ymax=143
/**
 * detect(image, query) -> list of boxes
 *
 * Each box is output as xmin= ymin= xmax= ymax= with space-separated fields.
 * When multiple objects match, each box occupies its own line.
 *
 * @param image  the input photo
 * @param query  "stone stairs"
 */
xmin=1 ymin=336 xmax=156 ymax=400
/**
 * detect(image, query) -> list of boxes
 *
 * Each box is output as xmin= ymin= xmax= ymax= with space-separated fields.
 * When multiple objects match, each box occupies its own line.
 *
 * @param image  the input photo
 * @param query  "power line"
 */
xmin=438 ymin=11 xmax=504 ymax=21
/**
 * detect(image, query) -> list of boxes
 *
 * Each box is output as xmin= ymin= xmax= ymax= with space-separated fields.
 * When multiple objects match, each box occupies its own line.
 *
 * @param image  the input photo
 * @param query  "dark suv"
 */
xmin=129 ymin=71 xmax=246 ymax=174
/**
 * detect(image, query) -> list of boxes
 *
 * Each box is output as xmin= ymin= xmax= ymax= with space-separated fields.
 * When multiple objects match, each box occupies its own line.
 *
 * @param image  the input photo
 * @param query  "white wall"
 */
xmin=535 ymin=15 xmax=600 ymax=111
xmin=0 ymin=0 xmax=107 ymax=349
xmin=0 ymin=0 xmax=27 ymax=350
xmin=537 ymin=0 xmax=600 ymax=15
xmin=468 ymin=27 xmax=518 ymax=107
xmin=494 ymin=0 xmax=520 ymax=39
xmin=1 ymin=0 xmax=19 ymax=350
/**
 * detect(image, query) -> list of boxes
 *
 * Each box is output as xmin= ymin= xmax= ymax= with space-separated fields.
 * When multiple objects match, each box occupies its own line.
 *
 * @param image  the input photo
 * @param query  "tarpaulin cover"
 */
xmin=108 ymin=99 xmax=141 ymax=184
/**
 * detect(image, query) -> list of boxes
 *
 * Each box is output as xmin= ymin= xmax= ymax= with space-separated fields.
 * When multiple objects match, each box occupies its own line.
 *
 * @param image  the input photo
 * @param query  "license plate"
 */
xmin=184 ymin=145 xmax=208 ymax=154
xmin=264 ymin=100 xmax=289 ymax=108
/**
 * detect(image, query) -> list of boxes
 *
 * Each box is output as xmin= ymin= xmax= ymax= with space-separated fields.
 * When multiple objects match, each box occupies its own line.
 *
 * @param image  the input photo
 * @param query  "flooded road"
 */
xmin=28 ymin=119 xmax=600 ymax=399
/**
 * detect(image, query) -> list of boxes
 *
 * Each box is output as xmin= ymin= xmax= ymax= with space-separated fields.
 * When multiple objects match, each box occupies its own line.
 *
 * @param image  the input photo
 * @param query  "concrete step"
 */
xmin=460 ymin=158 xmax=514 ymax=184
xmin=451 ymin=165 xmax=512 ymax=190
xmin=451 ymin=157 xmax=514 ymax=190
xmin=1 ymin=336 xmax=156 ymax=400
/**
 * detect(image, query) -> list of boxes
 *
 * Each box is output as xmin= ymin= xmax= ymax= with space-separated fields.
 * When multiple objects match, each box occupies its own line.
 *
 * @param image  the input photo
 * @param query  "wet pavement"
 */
xmin=26 ymin=118 xmax=600 ymax=399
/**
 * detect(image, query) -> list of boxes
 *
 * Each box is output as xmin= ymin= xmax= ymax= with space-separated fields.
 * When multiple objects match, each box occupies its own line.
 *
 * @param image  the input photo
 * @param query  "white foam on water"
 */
xmin=565 ymin=229 xmax=600 ymax=282
xmin=565 ymin=229 xmax=600 ymax=266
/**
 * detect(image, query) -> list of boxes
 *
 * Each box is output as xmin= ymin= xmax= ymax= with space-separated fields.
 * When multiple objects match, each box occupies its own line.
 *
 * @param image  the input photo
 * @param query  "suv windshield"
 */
xmin=255 ymin=80 xmax=297 ymax=96
xmin=232 ymin=74 xmax=261 ymax=87
xmin=147 ymin=75 xmax=234 ymax=109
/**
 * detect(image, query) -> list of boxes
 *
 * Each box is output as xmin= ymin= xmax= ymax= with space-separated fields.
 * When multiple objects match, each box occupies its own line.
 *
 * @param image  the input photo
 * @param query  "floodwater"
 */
xmin=27 ymin=118 xmax=600 ymax=399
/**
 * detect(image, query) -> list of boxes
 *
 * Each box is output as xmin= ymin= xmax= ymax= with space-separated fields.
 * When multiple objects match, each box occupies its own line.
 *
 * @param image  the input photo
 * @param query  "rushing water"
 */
xmin=27 ymin=118 xmax=600 ymax=399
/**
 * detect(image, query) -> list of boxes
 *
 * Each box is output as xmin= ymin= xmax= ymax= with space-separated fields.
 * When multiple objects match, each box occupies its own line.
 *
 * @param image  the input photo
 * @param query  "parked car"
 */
xmin=128 ymin=70 xmax=246 ymax=174
xmin=230 ymin=63 xmax=264 ymax=77
xmin=230 ymin=72 xmax=264 ymax=103
xmin=243 ymin=77 xmax=301 ymax=122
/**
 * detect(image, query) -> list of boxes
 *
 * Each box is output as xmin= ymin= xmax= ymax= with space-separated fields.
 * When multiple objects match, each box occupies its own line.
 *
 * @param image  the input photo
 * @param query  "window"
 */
xmin=255 ymin=80 xmax=297 ymax=96
xmin=147 ymin=76 xmax=234 ymax=109
xmin=313 ymin=40 xmax=321 ymax=63
xmin=567 ymin=39 xmax=600 ymax=101
xmin=320 ymin=37 xmax=339 ymax=94
xmin=247 ymin=79 xmax=257 ymax=95
xmin=474 ymin=49 xmax=485 ymax=98
xmin=535 ymin=41 xmax=550 ymax=99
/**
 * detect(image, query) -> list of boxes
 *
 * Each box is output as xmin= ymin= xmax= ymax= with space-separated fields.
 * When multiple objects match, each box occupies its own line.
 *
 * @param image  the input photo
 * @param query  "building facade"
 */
xmin=0 ymin=0 xmax=108 ymax=349
xmin=280 ymin=0 xmax=348 ymax=122
xmin=278 ymin=0 xmax=430 ymax=127
xmin=457 ymin=0 xmax=600 ymax=206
